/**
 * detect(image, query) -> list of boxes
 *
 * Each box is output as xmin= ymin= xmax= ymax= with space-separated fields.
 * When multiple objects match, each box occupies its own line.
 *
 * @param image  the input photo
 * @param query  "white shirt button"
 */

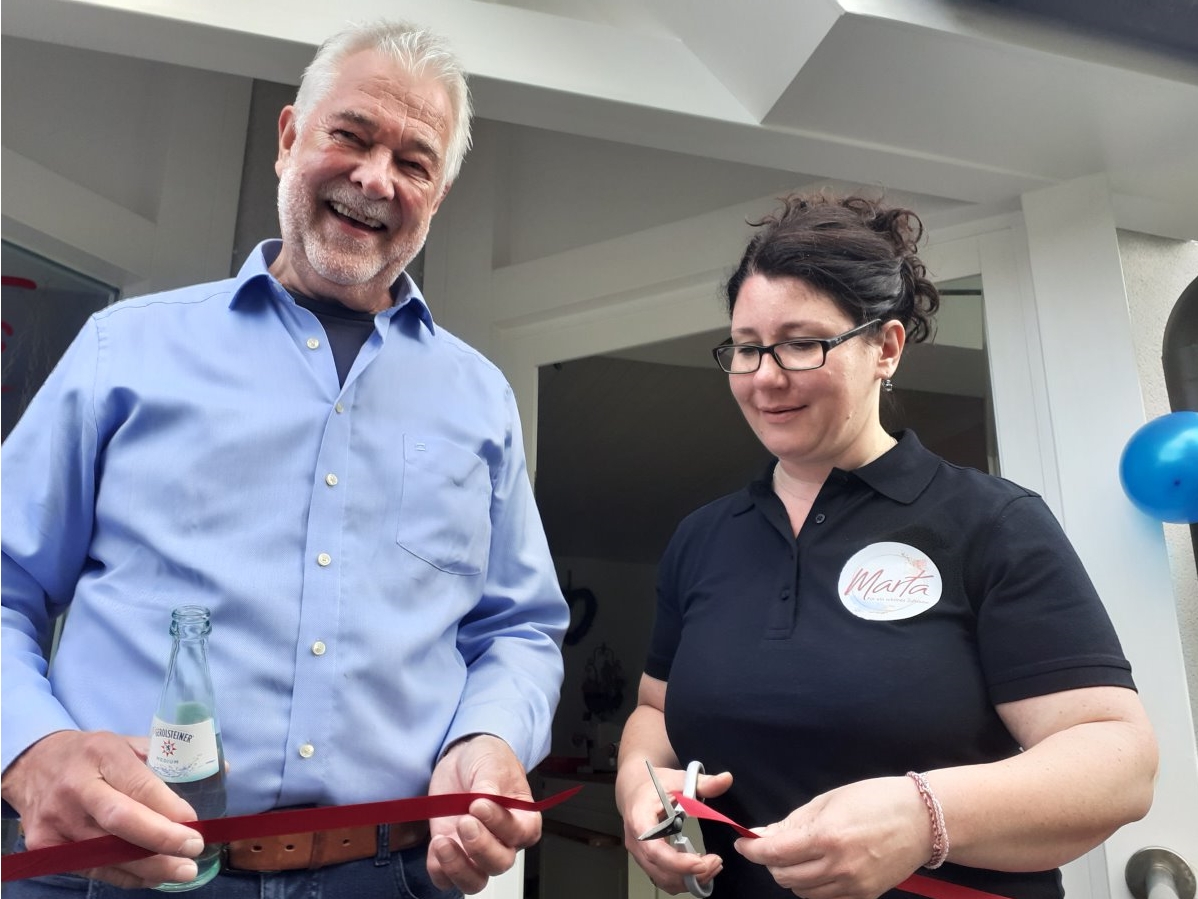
xmin=306 ymin=337 xmax=320 ymax=350
xmin=312 ymin=641 xmax=327 ymax=656
xmin=334 ymin=402 xmax=345 ymax=414
xmin=299 ymin=743 xmax=315 ymax=759
xmin=325 ymin=473 xmax=339 ymax=487
xmin=317 ymin=552 xmax=332 ymax=567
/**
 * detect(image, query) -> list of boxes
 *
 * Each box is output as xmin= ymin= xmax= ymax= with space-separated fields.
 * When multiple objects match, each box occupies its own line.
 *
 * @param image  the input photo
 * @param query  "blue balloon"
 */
xmin=1119 ymin=411 xmax=1198 ymax=523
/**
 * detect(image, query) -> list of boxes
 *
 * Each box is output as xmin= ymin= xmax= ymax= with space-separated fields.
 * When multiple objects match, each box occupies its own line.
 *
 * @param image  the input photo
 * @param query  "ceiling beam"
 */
xmin=1 ymin=0 xmax=754 ymax=122
xmin=638 ymin=0 xmax=844 ymax=122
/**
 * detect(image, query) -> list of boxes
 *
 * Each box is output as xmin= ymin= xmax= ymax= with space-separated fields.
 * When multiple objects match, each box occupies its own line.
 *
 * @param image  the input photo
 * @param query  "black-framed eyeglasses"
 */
xmin=711 ymin=319 xmax=882 ymax=374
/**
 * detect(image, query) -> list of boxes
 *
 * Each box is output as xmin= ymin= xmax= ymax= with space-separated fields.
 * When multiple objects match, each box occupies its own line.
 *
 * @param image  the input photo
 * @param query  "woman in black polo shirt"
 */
xmin=615 ymin=193 xmax=1158 ymax=899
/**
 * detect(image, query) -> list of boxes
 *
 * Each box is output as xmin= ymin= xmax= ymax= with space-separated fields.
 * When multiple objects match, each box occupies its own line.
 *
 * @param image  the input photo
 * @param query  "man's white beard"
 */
xmin=276 ymin=166 xmax=426 ymax=289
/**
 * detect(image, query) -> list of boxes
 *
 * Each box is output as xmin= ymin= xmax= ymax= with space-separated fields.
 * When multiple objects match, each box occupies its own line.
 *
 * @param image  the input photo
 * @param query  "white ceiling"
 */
xmin=5 ymin=0 xmax=1197 ymax=239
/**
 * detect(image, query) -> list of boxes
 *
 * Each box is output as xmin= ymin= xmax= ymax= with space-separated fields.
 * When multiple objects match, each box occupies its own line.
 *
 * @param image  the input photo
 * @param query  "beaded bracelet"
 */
xmin=906 ymin=771 xmax=950 ymax=869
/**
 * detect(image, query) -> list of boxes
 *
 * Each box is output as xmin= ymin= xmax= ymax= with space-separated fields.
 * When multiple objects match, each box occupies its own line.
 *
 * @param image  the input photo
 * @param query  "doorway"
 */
xmin=528 ymin=277 xmax=995 ymax=898
xmin=534 ymin=275 xmax=994 ymax=752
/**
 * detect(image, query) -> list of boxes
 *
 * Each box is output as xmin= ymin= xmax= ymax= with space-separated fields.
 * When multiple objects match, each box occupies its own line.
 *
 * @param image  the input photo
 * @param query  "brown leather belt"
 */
xmin=224 ymin=821 xmax=428 ymax=872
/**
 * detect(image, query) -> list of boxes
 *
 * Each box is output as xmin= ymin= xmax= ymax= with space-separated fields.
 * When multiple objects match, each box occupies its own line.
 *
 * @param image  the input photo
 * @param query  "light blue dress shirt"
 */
xmin=1 ymin=241 xmax=568 ymax=814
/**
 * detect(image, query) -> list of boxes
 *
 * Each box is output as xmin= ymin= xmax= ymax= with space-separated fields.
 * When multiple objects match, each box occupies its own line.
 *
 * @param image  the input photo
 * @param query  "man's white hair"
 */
xmin=293 ymin=20 xmax=473 ymax=185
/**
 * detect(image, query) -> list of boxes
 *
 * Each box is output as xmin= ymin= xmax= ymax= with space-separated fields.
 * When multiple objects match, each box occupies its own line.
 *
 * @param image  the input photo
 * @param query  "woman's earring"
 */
xmin=882 ymin=377 xmax=895 ymax=392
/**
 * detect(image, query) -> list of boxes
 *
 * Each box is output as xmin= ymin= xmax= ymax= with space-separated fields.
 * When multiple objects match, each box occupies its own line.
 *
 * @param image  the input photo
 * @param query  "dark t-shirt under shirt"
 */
xmin=291 ymin=292 xmax=377 ymax=386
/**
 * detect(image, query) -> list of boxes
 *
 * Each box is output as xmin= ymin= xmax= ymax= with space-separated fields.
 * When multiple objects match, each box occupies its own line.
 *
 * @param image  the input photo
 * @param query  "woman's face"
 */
xmin=728 ymin=274 xmax=902 ymax=473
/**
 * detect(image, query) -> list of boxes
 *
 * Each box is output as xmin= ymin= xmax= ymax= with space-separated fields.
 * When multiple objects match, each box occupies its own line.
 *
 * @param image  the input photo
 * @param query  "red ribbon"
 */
xmin=1 ymin=786 xmax=582 ymax=883
xmin=672 ymin=793 xmax=1012 ymax=899
xmin=672 ymin=793 xmax=757 ymax=839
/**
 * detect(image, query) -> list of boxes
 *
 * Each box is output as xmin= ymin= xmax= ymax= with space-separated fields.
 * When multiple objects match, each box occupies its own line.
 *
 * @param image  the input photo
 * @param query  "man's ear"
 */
xmin=275 ymin=106 xmax=299 ymax=179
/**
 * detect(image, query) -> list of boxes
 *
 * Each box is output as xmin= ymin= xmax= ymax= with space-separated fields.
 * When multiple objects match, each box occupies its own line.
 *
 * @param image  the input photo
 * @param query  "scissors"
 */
xmin=637 ymin=759 xmax=713 ymax=898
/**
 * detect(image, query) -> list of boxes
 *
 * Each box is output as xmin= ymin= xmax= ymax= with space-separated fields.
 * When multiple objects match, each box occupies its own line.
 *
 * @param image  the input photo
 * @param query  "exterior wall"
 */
xmin=230 ymin=79 xmax=295 ymax=275
xmin=4 ymin=37 xmax=1197 ymax=894
xmin=5 ymin=37 xmax=1195 ymax=762
xmin=1119 ymin=230 xmax=1198 ymax=741
xmin=1 ymin=36 xmax=251 ymax=296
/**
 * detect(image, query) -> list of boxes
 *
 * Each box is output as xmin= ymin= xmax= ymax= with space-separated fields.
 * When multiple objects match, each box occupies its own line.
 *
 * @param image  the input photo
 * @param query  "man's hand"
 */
xmin=1 ymin=730 xmax=207 ymax=888
xmin=425 ymin=735 xmax=540 ymax=895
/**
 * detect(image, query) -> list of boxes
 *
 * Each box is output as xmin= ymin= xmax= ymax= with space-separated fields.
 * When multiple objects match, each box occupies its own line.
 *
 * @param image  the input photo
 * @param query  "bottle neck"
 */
xmin=170 ymin=605 xmax=211 ymax=642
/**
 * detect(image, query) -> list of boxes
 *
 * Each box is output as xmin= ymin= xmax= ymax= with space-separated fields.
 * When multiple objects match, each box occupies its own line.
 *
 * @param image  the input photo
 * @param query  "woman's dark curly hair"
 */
xmin=724 ymin=192 xmax=940 ymax=343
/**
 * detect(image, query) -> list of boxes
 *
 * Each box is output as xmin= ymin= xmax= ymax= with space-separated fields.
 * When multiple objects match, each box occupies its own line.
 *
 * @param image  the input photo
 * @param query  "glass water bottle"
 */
xmin=147 ymin=605 xmax=227 ymax=891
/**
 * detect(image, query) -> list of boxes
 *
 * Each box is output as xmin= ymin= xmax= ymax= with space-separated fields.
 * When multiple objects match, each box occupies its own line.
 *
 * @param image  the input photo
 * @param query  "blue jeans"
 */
xmin=2 ymin=842 xmax=461 ymax=899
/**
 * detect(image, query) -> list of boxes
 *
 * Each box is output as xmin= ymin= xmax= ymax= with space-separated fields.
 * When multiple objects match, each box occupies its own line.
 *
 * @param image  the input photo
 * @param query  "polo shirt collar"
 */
xmin=228 ymin=240 xmax=436 ymax=335
xmin=738 ymin=429 xmax=938 ymax=513
xmin=848 ymin=429 xmax=939 ymax=504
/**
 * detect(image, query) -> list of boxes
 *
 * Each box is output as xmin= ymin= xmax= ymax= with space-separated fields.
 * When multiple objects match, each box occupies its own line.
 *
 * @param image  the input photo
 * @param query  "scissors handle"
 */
xmin=669 ymin=835 xmax=714 ymax=896
xmin=684 ymin=872 xmax=714 ymax=898
xmin=677 ymin=762 xmax=712 ymax=897
xmin=639 ymin=760 xmax=715 ymax=897
xmin=682 ymin=760 xmax=705 ymax=799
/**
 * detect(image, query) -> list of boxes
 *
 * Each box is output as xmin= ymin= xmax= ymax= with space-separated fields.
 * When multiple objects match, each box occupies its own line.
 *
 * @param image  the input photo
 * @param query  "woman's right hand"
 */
xmin=617 ymin=761 xmax=732 ymax=895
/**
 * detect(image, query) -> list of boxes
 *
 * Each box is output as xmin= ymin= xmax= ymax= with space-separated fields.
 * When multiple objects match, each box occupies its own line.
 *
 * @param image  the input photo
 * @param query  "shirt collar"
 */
xmin=228 ymin=240 xmax=436 ymax=335
xmin=737 ymin=429 xmax=938 ymax=513
xmin=844 ymin=429 xmax=939 ymax=504
xmin=738 ymin=462 xmax=777 ymax=515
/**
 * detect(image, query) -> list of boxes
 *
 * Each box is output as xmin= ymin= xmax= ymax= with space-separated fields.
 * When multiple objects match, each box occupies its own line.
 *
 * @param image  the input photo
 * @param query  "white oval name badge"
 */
xmin=838 ymin=541 xmax=943 ymax=621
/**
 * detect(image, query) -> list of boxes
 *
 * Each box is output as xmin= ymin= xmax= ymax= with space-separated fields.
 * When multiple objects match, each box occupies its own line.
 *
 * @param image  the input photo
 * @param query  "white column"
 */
xmin=1021 ymin=174 xmax=1198 ymax=897
xmin=148 ymin=66 xmax=252 ymax=292
xmin=422 ymin=120 xmax=500 ymax=356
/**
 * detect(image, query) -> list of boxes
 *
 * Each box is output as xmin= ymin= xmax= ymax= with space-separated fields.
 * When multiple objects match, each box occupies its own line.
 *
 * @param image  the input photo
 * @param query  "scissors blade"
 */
xmin=636 ymin=760 xmax=684 ymax=841
xmin=637 ymin=817 xmax=678 ymax=841
xmin=645 ymin=760 xmax=676 ymax=812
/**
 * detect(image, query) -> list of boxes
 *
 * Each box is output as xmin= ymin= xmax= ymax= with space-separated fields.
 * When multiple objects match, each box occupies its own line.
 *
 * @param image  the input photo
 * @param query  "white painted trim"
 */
xmin=493 ymin=274 xmax=729 ymax=478
xmin=981 ymin=227 xmax=1062 ymax=509
xmin=1111 ymin=191 xmax=1198 ymax=243
xmin=1020 ymin=175 xmax=1198 ymax=897
xmin=1 ymin=69 xmax=251 ymax=295
xmin=1 ymin=148 xmax=156 ymax=281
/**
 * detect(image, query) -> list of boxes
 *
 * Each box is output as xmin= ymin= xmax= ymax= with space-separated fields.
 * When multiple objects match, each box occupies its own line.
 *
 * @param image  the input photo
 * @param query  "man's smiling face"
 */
xmin=270 ymin=49 xmax=454 ymax=313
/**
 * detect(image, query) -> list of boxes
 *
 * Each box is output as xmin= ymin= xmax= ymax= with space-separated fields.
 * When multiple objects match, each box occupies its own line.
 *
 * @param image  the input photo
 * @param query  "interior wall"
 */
xmin=536 ymin=350 xmax=992 ymax=756
xmin=536 ymin=351 xmax=990 ymax=568
xmin=548 ymin=555 xmax=657 ymax=759
xmin=1119 ymin=229 xmax=1198 ymax=740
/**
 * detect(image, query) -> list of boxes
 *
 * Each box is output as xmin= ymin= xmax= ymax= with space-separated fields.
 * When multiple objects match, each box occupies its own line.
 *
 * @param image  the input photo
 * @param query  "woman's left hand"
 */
xmin=733 ymin=775 xmax=929 ymax=899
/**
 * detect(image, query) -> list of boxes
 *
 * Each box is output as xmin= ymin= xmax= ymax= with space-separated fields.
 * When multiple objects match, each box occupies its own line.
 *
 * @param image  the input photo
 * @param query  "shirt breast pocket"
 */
xmin=395 ymin=435 xmax=492 ymax=575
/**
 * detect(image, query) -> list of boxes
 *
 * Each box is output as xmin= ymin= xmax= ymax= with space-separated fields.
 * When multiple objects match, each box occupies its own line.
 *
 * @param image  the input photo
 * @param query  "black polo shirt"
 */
xmin=646 ymin=430 xmax=1134 ymax=899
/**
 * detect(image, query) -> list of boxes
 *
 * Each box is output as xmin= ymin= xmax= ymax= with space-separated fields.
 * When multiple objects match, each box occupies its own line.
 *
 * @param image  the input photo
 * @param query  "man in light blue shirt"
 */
xmin=1 ymin=20 xmax=568 ymax=898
